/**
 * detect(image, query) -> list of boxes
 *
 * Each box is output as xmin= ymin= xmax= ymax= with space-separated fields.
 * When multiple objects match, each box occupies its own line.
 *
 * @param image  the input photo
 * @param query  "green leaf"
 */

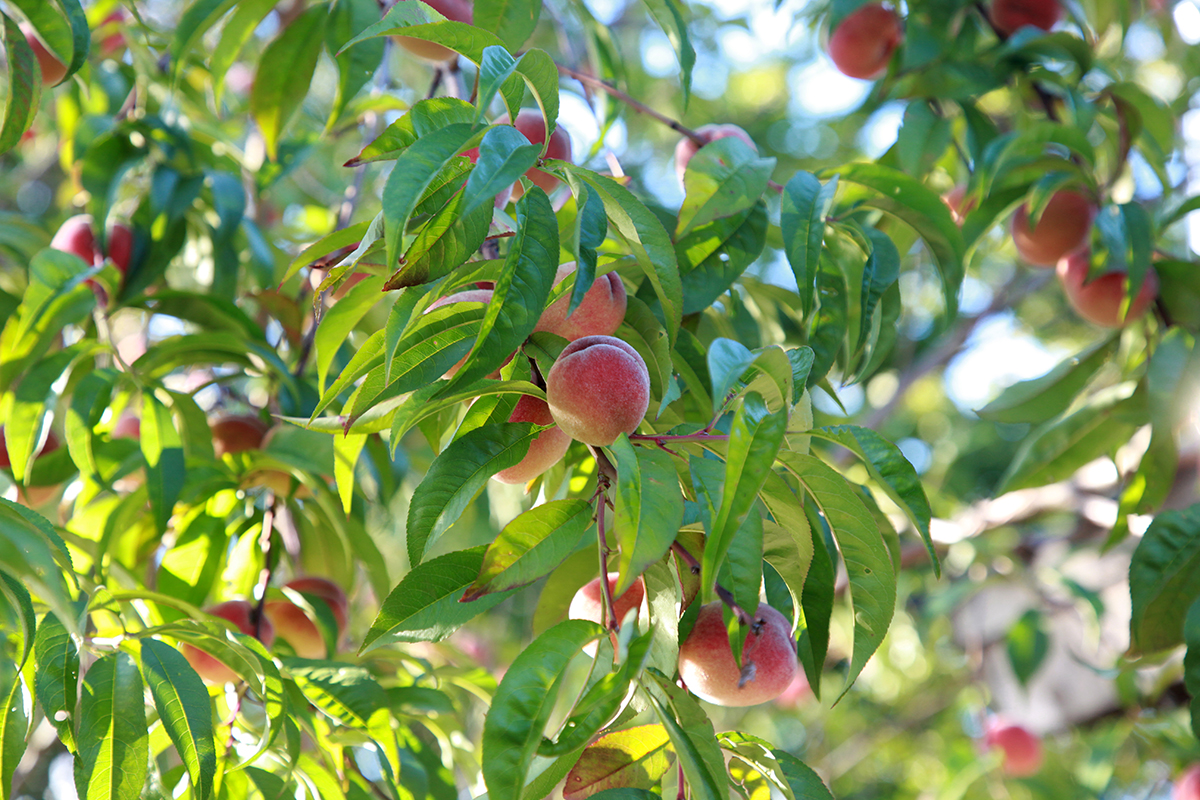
xmin=809 ymin=425 xmax=937 ymax=576
xmin=397 ymin=190 xmax=494 ymax=286
xmin=702 ymin=395 xmax=787 ymax=602
xmin=172 ymin=0 xmax=236 ymax=77
xmin=642 ymin=0 xmax=695 ymax=107
xmin=0 ymin=15 xmax=41 ymax=155
xmin=473 ymin=0 xmax=540 ymax=51
xmin=34 ymin=612 xmax=79 ymax=752
xmin=407 ymin=423 xmax=540 ymax=564
xmin=464 ymin=499 xmax=593 ymax=600
xmin=75 ymin=651 xmax=149 ymax=800
xmin=463 ymin=125 xmax=540 ymax=214
xmin=482 ymin=620 xmax=604 ymax=800
xmin=779 ymin=453 xmax=895 ymax=698
xmin=1005 ymin=609 xmax=1049 ymax=686
xmin=677 ymin=202 xmax=768 ymax=316
xmin=563 ymin=726 xmax=671 ymax=800
xmin=780 ymin=171 xmax=836 ymax=317
xmin=249 ymin=6 xmax=326 ymax=161
xmin=362 ymin=546 xmax=520 ymax=651
xmin=720 ymin=509 xmax=764 ymax=617
xmin=0 ymin=500 xmax=76 ymax=629
xmin=326 ymin=0 xmax=386 ymax=128
xmin=0 ymin=574 xmax=36 ymax=668
xmin=645 ymin=675 xmax=728 ymax=800
xmin=807 ymin=251 xmax=849 ymax=388
xmin=828 ymin=162 xmax=965 ymax=316
xmin=568 ymin=183 xmax=609 ymax=314
xmin=209 ymin=0 xmax=277 ymax=104
xmin=977 ymin=336 xmax=1119 ymax=424
xmin=706 ymin=338 xmax=756 ymax=411
xmin=771 ymin=750 xmax=834 ymax=800
xmin=677 ymin=137 xmax=776 ymax=237
xmin=0 ymin=656 xmax=28 ymax=799
xmin=566 ymin=166 xmax=682 ymax=347
xmin=1185 ymin=596 xmax=1200 ymax=742
xmin=315 ymin=274 xmax=387 ymax=392
xmin=3 ymin=344 xmax=81 ymax=483
xmin=608 ymin=436 xmax=684 ymax=597
xmin=855 ymin=228 xmax=900 ymax=357
xmin=1129 ymin=504 xmax=1200 ymax=654
xmin=283 ymin=659 xmax=388 ymax=728
xmin=545 ymin=633 xmax=652 ymax=756
xmin=347 ymin=98 xmax=477 ymax=166
xmin=139 ymin=640 xmax=216 ymax=800
xmin=141 ymin=393 xmax=186 ymax=536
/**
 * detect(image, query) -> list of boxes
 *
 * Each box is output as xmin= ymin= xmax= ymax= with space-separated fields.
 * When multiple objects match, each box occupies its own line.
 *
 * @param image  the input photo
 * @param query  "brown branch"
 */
xmin=252 ymin=494 xmax=277 ymax=641
xmin=555 ymin=62 xmax=707 ymax=146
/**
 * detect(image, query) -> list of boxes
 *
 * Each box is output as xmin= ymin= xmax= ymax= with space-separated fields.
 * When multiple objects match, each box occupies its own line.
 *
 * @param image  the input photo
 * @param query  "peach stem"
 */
xmin=669 ymin=541 xmax=751 ymax=626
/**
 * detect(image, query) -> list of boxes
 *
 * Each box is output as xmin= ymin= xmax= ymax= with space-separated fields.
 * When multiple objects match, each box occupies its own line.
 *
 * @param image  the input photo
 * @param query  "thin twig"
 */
xmin=595 ymin=484 xmax=618 ymax=633
xmin=555 ymin=62 xmax=707 ymax=146
xmin=252 ymin=494 xmax=277 ymax=641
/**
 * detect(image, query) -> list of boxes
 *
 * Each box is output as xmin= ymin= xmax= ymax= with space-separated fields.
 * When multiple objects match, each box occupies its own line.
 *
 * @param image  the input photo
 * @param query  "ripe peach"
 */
xmin=1056 ymin=250 xmax=1159 ymax=328
xmin=391 ymin=0 xmax=473 ymax=62
xmin=534 ymin=263 xmax=627 ymax=341
xmin=111 ymin=413 xmax=141 ymax=440
xmin=827 ymin=3 xmax=904 ymax=80
xmin=493 ymin=396 xmax=571 ymax=485
xmin=210 ymin=415 xmax=270 ymax=457
xmin=182 ymin=600 xmax=275 ymax=685
xmin=545 ymin=335 xmax=650 ymax=446
xmin=673 ymin=124 xmax=758 ymax=186
xmin=678 ymin=602 xmax=798 ymax=707
xmin=50 ymin=215 xmax=98 ymax=266
xmin=990 ymin=0 xmax=1062 ymax=37
xmin=20 ymin=23 xmax=67 ymax=86
xmin=105 ymin=223 xmax=133 ymax=275
xmin=1010 ymin=189 xmax=1095 ymax=267
xmin=494 ymin=109 xmax=572 ymax=200
xmin=284 ymin=576 xmax=349 ymax=634
xmin=263 ymin=599 xmax=325 ymax=658
xmin=942 ymin=184 xmax=976 ymax=226
xmin=1174 ymin=765 xmax=1200 ymax=800
xmin=568 ymin=573 xmax=645 ymax=656
xmin=983 ymin=717 xmax=1043 ymax=777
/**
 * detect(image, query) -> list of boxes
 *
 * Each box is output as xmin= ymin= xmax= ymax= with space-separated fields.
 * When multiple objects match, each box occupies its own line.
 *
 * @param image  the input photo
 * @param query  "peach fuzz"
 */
xmin=983 ymin=718 xmax=1043 ymax=777
xmin=182 ymin=600 xmax=275 ymax=685
xmin=545 ymin=335 xmax=650 ymax=446
xmin=495 ymin=109 xmax=572 ymax=200
xmin=493 ymin=396 xmax=572 ymax=485
xmin=990 ymin=0 xmax=1062 ymax=37
xmin=678 ymin=602 xmax=798 ymax=707
xmin=673 ymin=124 xmax=758 ymax=186
xmin=210 ymin=414 xmax=270 ymax=457
xmin=535 ymin=263 xmax=627 ymax=341
xmin=569 ymin=573 xmax=646 ymax=655
xmin=391 ymin=0 xmax=473 ymax=62
xmin=827 ymin=3 xmax=903 ymax=80
xmin=1174 ymin=765 xmax=1200 ymax=800
xmin=20 ymin=23 xmax=67 ymax=86
xmin=1056 ymin=250 xmax=1158 ymax=328
xmin=1010 ymin=189 xmax=1095 ymax=267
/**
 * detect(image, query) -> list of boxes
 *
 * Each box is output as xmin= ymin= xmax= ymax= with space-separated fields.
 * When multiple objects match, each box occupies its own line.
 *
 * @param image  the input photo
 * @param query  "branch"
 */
xmin=555 ymin=62 xmax=707 ymax=146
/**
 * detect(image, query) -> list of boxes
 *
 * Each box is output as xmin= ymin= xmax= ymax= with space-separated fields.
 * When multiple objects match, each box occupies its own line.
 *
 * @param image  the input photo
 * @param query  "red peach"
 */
xmin=983 ymin=717 xmax=1043 ymax=777
xmin=545 ymin=335 xmax=650 ymax=446
xmin=1174 ymin=765 xmax=1200 ymax=800
xmin=20 ymin=23 xmax=67 ymax=86
xmin=568 ymin=573 xmax=646 ymax=656
xmin=210 ymin=415 xmax=270 ymax=457
xmin=96 ymin=9 xmax=129 ymax=57
xmin=678 ymin=602 xmax=798 ymax=707
xmin=263 ymin=599 xmax=326 ymax=659
xmin=1056 ymin=250 xmax=1159 ymax=328
xmin=494 ymin=109 xmax=572 ymax=200
xmin=182 ymin=600 xmax=275 ymax=685
xmin=673 ymin=123 xmax=758 ymax=186
xmin=534 ymin=263 xmax=627 ymax=341
xmin=284 ymin=576 xmax=349 ymax=634
xmin=493 ymin=396 xmax=572 ymax=485
xmin=1010 ymin=189 xmax=1095 ymax=267
xmin=990 ymin=0 xmax=1062 ymax=37
xmin=827 ymin=3 xmax=904 ymax=80
xmin=391 ymin=0 xmax=473 ymax=62
xmin=50 ymin=215 xmax=98 ymax=266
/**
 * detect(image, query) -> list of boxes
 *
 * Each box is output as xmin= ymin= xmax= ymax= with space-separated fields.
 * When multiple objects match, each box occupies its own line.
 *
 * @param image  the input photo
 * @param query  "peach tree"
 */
xmin=1 ymin=0 xmax=1199 ymax=799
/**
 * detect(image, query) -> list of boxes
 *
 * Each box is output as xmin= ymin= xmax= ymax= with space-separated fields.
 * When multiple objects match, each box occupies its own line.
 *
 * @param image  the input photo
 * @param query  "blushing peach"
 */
xmin=493 ymin=396 xmax=571 ymax=485
xmin=1010 ymin=189 xmax=1095 ymax=267
xmin=534 ymin=263 xmax=627 ymax=341
xmin=50 ymin=215 xmax=98 ymax=266
xmin=1174 ymin=765 xmax=1200 ymax=800
xmin=182 ymin=600 xmax=275 ymax=685
xmin=494 ymin=109 xmax=572 ymax=200
xmin=105 ymin=223 xmax=133 ymax=274
xmin=673 ymin=124 xmax=758 ymax=186
xmin=990 ymin=0 xmax=1062 ymax=37
xmin=391 ymin=0 xmax=473 ymax=62
xmin=568 ymin=573 xmax=645 ymax=656
xmin=827 ymin=3 xmax=904 ymax=80
xmin=545 ymin=335 xmax=650 ymax=446
xmin=1056 ymin=250 xmax=1159 ymax=328
xmin=210 ymin=415 xmax=270 ymax=457
xmin=983 ymin=717 xmax=1043 ymax=777
xmin=20 ymin=23 xmax=67 ymax=86
xmin=678 ymin=602 xmax=798 ymax=707
xmin=284 ymin=576 xmax=349 ymax=634
xmin=263 ymin=599 xmax=326 ymax=659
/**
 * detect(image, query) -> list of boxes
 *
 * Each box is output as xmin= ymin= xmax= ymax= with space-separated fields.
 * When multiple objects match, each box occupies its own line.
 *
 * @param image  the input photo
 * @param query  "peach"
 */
xmin=983 ymin=718 xmax=1043 ymax=777
xmin=50 ymin=215 xmax=98 ymax=266
xmin=1010 ymin=189 xmax=1095 ymax=267
xmin=534 ymin=263 xmax=627 ymax=341
xmin=494 ymin=109 xmax=572 ymax=200
xmin=493 ymin=396 xmax=571 ymax=485
xmin=263 ymin=600 xmax=326 ymax=659
xmin=391 ymin=0 xmax=473 ymax=62
xmin=0 ymin=427 xmax=60 ymax=470
xmin=942 ymin=184 xmax=976 ymax=226
xmin=20 ymin=23 xmax=67 ymax=86
xmin=568 ymin=573 xmax=645 ymax=656
xmin=182 ymin=600 xmax=275 ymax=685
xmin=990 ymin=0 xmax=1062 ymax=37
xmin=673 ymin=124 xmax=758 ymax=186
xmin=827 ymin=3 xmax=904 ymax=80
xmin=284 ymin=576 xmax=349 ymax=634
xmin=1056 ymin=250 xmax=1158 ymax=328
xmin=1174 ymin=765 xmax=1200 ymax=800
xmin=210 ymin=415 xmax=270 ymax=457
xmin=96 ymin=10 xmax=130 ymax=57
xmin=111 ymin=413 xmax=141 ymax=440
xmin=545 ymin=335 xmax=650 ymax=446
xmin=678 ymin=602 xmax=798 ymax=707
xmin=772 ymin=669 xmax=812 ymax=709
